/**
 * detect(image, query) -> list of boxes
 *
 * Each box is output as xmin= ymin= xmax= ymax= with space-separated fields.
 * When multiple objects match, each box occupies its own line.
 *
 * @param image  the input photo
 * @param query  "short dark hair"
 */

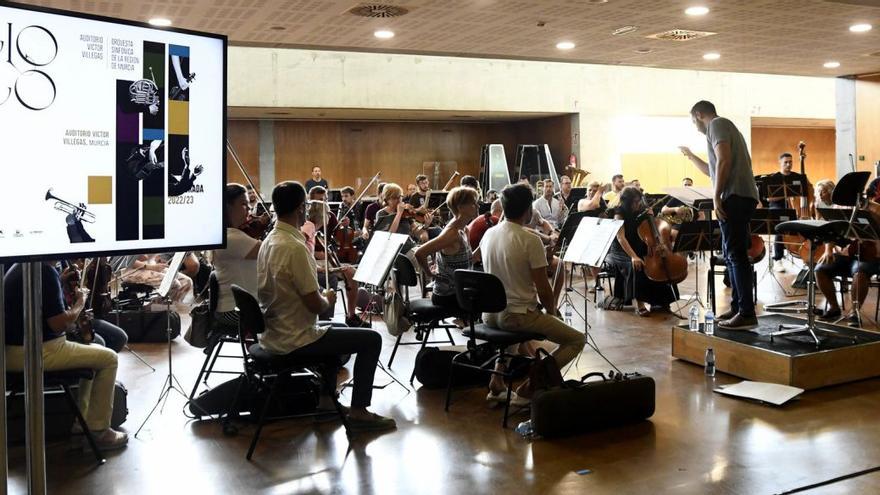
xmin=501 ymin=183 xmax=533 ymax=220
xmin=341 ymin=186 xmax=355 ymax=196
xmin=225 ymin=183 xmax=247 ymax=228
xmin=779 ymin=152 xmax=793 ymax=160
xmin=272 ymin=181 xmax=306 ymax=217
xmin=690 ymin=100 xmax=717 ymax=116
xmin=415 ymin=174 xmax=428 ymax=183
xmin=683 ymin=177 xmax=693 ymax=183
xmin=377 ymin=182 xmax=387 ymax=195
xmin=460 ymin=175 xmax=479 ymax=189
xmin=612 ymin=174 xmax=624 ymax=182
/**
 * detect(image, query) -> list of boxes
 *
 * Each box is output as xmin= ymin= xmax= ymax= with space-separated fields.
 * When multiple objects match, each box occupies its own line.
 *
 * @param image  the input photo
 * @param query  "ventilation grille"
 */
xmin=646 ymin=29 xmax=717 ymax=41
xmin=823 ymin=0 xmax=880 ymax=7
xmin=348 ymin=4 xmax=410 ymax=18
xmin=612 ymin=25 xmax=639 ymax=36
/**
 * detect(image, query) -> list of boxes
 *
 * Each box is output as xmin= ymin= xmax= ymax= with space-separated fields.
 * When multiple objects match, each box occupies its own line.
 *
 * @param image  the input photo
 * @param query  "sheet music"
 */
xmin=564 ymin=218 xmax=624 ymax=267
xmin=158 ymin=251 xmax=186 ymax=298
xmin=662 ymin=186 xmax=713 ymax=207
xmin=354 ymin=232 xmax=409 ymax=286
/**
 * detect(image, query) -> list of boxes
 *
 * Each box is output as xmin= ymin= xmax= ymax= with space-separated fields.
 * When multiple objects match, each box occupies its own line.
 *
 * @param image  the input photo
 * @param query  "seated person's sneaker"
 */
xmin=347 ymin=412 xmax=397 ymax=433
xmin=86 ymin=428 xmax=128 ymax=451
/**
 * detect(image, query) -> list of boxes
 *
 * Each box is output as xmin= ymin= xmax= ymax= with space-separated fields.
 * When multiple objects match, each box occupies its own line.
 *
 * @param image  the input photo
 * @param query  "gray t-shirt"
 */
xmin=706 ymin=117 xmax=758 ymax=202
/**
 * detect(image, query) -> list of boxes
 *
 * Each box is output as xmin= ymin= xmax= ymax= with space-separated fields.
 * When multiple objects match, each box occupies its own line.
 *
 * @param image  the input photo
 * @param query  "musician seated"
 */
xmin=112 ymin=253 xmax=194 ymax=308
xmin=303 ymin=200 xmax=370 ymax=328
xmin=415 ymin=187 xmax=479 ymax=315
xmin=404 ymin=183 xmax=417 ymax=202
xmin=460 ymin=174 xmax=480 ymax=193
xmin=603 ymin=187 xmax=680 ymax=316
xmin=408 ymin=174 xmax=442 ymax=241
xmin=533 ymin=180 xmax=566 ymax=229
xmin=577 ymin=181 xmax=607 ymax=213
xmin=257 ymin=181 xmax=395 ymax=432
xmin=373 ymin=183 xmax=428 ymax=253
xmin=4 ymin=263 xmax=128 ymax=450
xmin=815 ymin=242 xmax=880 ymax=326
xmin=603 ymin=174 xmax=625 ymax=208
xmin=814 ymin=179 xmax=836 ymax=211
xmin=467 ymin=199 xmax=503 ymax=251
xmin=213 ymin=183 xmax=261 ymax=327
xmin=58 ymin=259 xmax=129 ymax=353
xmin=361 ymin=182 xmax=386 ymax=241
xmin=486 ymin=189 xmax=499 ymax=203
xmin=524 ymin=205 xmax=565 ymax=306
xmin=480 ymin=183 xmax=585 ymax=404
xmin=555 ymin=175 xmax=574 ymax=210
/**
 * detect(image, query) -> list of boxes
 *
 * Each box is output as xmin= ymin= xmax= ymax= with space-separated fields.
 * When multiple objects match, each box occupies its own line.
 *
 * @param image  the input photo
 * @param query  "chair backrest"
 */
xmin=208 ymin=271 xmax=220 ymax=313
xmin=454 ymin=270 xmax=506 ymax=314
xmin=394 ymin=253 xmax=419 ymax=287
xmin=231 ymin=284 xmax=264 ymax=337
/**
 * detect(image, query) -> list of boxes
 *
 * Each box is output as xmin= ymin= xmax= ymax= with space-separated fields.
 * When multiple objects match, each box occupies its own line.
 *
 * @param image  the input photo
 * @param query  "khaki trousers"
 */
xmin=483 ymin=309 xmax=585 ymax=368
xmin=6 ymin=336 xmax=118 ymax=431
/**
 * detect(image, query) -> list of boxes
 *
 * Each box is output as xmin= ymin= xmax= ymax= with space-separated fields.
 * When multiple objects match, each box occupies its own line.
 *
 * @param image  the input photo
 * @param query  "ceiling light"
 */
xmin=824 ymin=61 xmax=841 ymax=69
xmin=556 ymin=41 xmax=576 ymax=50
xmin=148 ymin=18 xmax=172 ymax=27
xmin=374 ymin=30 xmax=395 ymax=39
xmin=703 ymin=52 xmax=720 ymax=60
xmin=685 ymin=6 xmax=710 ymax=16
xmin=612 ymin=25 xmax=639 ymax=36
xmin=850 ymin=23 xmax=872 ymax=33
xmin=634 ymin=48 xmax=653 ymax=54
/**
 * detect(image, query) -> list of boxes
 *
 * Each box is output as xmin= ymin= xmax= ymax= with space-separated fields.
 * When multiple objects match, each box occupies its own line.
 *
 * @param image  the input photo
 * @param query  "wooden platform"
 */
xmin=672 ymin=314 xmax=880 ymax=389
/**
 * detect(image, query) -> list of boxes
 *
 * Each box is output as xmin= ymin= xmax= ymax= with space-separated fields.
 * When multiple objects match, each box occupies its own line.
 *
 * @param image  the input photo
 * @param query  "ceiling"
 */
xmin=228 ymin=106 xmax=568 ymax=122
xmin=18 ymin=0 xmax=880 ymax=77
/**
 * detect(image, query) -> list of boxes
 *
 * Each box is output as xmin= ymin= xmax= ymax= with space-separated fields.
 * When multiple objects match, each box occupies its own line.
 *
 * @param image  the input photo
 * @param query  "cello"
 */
xmin=637 ymin=205 xmax=689 ymax=284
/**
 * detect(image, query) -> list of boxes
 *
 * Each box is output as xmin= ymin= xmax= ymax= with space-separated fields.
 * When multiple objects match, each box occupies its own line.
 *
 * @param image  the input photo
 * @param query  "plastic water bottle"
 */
xmin=563 ymin=301 xmax=573 ymax=326
xmin=515 ymin=419 xmax=537 ymax=439
xmin=705 ymin=348 xmax=716 ymax=377
xmin=688 ymin=305 xmax=700 ymax=331
xmin=704 ymin=309 xmax=715 ymax=336
xmin=595 ymin=285 xmax=605 ymax=310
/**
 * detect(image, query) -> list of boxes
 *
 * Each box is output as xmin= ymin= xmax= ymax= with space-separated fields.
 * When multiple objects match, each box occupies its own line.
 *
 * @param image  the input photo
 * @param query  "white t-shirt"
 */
xmin=480 ymin=220 xmax=548 ymax=313
xmin=212 ymin=228 xmax=260 ymax=313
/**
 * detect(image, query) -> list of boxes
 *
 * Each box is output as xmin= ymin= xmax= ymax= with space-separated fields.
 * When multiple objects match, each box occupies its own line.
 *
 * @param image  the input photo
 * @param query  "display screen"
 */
xmin=0 ymin=3 xmax=226 ymax=263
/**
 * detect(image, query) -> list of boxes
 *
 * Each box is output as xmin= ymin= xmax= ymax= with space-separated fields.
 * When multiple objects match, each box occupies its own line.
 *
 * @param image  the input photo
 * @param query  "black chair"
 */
xmin=6 ymin=369 xmax=105 ymax=465
xmin=386 ymin=254 xmax=457 ymax=382
xmin=445 ymin=270 xmax=545 ymax=428
xmin=229 ymin=285 xmax=349 ymax=460
xmin=188 ymin=271 xmax=243 ymax=403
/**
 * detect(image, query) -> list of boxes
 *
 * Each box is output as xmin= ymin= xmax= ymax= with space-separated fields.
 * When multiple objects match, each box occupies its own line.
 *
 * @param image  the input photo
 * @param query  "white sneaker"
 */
xmin=773 ymin=261 xmax=786 ymax=272
xmin=84 ymin=428 xmax=128 ymax=451
xmin=486 ymin=389 xmax=507 ymax=403
xmin=510 ymin=392 xmax=531 ymax=407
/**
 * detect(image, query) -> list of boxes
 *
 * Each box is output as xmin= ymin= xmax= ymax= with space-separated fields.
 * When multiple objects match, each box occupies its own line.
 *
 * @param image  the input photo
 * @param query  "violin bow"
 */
xmin=332 ymin=171 xmax=381 ymax=235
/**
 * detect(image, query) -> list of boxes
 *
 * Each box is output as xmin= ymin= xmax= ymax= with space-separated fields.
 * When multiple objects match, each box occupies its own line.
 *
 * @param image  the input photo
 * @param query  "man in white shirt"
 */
xmin=532 ymin=180 xmax=566 ymax=229
xmin=480 ymin=183 xmax=585 ymax=404
xmin=257 ymin=181 xmax=396 ymax=432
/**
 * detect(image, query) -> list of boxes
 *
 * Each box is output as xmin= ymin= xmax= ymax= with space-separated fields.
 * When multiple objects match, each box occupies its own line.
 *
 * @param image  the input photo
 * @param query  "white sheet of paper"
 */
xmin=353 ymin=232 xmax=409 ymax=286
xmin=157 ymin=252 xmax=186 ymax=298
xmin=714 ymin=381 xmax=804 ymax=406
xmin=663 ymin=186 xmax=713 ymax=207
xmin=564 ymin=218 xmax=624 ymax=267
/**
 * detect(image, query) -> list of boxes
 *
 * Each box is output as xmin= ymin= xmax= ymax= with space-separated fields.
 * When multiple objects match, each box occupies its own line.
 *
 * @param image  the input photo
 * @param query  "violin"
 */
xmin=636 ymin=208 xmax=689 ymax=284
xmin=240 ymin=212 xmax=271 ymax=240
xmin=60 ymin=260 xmax=95 ymax=344
xmin=83 ymin=257 xmax=113 ymax=319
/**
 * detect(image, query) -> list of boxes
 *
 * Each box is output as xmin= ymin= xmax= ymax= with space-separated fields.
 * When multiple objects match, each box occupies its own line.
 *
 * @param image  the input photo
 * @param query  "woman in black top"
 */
xmin=603 ymin=186 xmax=679 ymax=316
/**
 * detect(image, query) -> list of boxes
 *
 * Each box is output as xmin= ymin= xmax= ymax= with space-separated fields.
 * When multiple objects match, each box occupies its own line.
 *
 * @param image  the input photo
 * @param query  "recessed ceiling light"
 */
xmin=824 ymin=61 xmax=841 ymax=69
xmin=148 ymin=18 xmax=172 ymax=27
xmin=685 ymin=6 xmax=710 ymax=16
xmin=556 ymin=41 xmax=576 ymax=50
xmin=634 ymin=48 xmax=653 ymax=54
xmin=703 ymin=52 xmax=721 ymax=60
xmin=850 ymin=23 xmax=872 ymax=33
xmin=269 ymin=26 xmax=286 ymax=31
xmin=374 ymin=30 xmax=395 ymax=39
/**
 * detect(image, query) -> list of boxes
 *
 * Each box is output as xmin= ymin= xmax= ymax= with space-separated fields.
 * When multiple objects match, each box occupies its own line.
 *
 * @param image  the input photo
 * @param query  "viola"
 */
xmin=636 ymin=210 xmax=689 ymax=284
xmin=334 ymin=221 xmax=359 ymax=264
xmin=84 ymin=257 xmax=113 ymax=319
xmin=60 ymin=260 xmax=95 ymax=344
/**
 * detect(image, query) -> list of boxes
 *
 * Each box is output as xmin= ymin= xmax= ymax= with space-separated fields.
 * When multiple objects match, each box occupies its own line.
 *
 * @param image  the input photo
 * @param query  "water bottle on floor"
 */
xmin=596 ymin=285 xmax=605 ymax=310
xmin=563 ymin=301 xmax=573 ymax=326
xmin=688 ymin=305 xmax=700 ymax=331
xmin=705 ymin=348 xmax=716 ymax=377
xmin=704 ymin=309 xmax=715 ymax=336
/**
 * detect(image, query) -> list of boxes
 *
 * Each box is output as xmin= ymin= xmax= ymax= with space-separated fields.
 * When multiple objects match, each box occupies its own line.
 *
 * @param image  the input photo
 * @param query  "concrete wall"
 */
xmin=228 ymin=47 xmax=836 ymax=181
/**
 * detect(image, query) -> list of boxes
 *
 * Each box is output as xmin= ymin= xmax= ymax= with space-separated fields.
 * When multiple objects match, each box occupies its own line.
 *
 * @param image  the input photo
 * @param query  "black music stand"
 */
xmin=672 ymin=220 xmax=720 ymax=311
xmin=829 ymin=171 xmax=874 ymax=326
xmin=750 ymin=208 xmax=800 ymax=298
xmin=563 ymin=187 xmax=587 ymax=211
xmin=760 ymin=173 xmax=807 ymax=205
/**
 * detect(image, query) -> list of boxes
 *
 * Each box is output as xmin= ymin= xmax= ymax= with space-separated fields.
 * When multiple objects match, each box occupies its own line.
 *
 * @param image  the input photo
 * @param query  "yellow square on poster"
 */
xmin=87 ymin=176 xmax=112 ymax=204
xmin=169 ymin=100 xmax=189 ymax=134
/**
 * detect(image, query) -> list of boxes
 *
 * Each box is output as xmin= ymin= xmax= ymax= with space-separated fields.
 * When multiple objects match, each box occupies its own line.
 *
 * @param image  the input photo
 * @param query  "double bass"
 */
xmin=781 ymin=141 xmax=821 ymax=262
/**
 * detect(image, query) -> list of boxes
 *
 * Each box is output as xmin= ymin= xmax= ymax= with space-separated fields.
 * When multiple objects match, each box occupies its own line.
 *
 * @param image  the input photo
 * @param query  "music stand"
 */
xmin=136 ymin=252 xmax=204 ymax=437
xmin=563 ymin=217 xmax=623 ymax=353
xmin=352 ymin=232 xmax=410 ymax=391
xmin=672 ymin=220 xmax=721 ymax=310
xmin=554 ymin=212 xmax=593 ymax=323
xmin=750 ymin=208 xmax=800 ymax=298
xmin=563 ymin=187 xmax=587 ymax=211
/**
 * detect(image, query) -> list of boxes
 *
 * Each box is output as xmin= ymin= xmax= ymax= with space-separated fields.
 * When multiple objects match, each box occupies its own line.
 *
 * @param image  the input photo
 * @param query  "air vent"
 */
xmin=348 ymin=4 xmax=410 ymax=18
xmin=646 ymin=29 xmax=717 ymax=41
xmin=612 ymin=25 xmax=639 ymax=36
xmin=824 ymin=0 xmax=880 ymax=7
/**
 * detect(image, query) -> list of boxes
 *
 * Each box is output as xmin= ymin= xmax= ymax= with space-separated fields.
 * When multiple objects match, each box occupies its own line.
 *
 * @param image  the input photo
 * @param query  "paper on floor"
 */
xmin=713 ymin=381 xmax=804 ymax=406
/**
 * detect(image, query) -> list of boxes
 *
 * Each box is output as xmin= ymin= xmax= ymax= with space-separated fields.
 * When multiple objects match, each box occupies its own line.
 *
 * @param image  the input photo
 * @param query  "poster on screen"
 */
xmin=0 ymin=3 xmax=226 ymax=263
